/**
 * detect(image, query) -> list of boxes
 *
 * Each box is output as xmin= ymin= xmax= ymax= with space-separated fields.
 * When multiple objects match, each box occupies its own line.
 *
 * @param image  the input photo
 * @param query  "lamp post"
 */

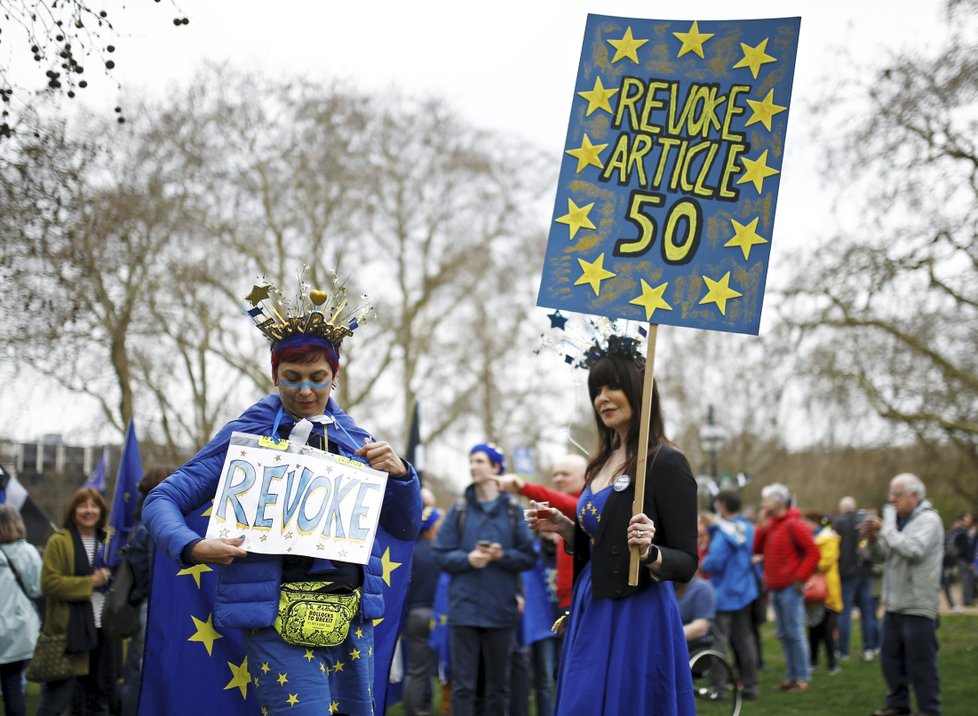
xmin=698 ymin=405 xmax=726 ymax=481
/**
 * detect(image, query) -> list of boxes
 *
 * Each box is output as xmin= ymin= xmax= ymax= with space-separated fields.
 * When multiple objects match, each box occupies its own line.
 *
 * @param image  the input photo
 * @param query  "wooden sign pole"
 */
xmin=628 ymin=323 xmax=658 ymax=586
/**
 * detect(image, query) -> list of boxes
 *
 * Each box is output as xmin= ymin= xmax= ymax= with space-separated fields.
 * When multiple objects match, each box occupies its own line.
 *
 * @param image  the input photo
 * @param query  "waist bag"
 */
xmin=274 ymin=581 xmax=360 ymax=648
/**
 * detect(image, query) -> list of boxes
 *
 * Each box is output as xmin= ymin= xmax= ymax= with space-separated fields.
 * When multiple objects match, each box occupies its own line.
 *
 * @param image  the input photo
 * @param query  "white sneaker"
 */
xmin=862 ymin=650 xmax=875 ymax=662
xmin=951 ymin=605 xmax=965 ymax=613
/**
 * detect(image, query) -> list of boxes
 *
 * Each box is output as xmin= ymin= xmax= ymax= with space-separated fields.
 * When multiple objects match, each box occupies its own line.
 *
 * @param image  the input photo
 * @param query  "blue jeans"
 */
xmin=0 ymin=659 xmax=28 ymax=716
xmin=772 ymin=585 xmax=810 ymax=682
xmin=839 ymin=573 xmax=879 ymax=655
xmin=881 ymin=612 xmax=940 ymax=715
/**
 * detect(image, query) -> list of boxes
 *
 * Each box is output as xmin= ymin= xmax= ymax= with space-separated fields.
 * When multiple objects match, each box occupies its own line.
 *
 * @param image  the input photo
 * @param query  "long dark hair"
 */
xmin=585 ymin=353 xmax=666 ymax=486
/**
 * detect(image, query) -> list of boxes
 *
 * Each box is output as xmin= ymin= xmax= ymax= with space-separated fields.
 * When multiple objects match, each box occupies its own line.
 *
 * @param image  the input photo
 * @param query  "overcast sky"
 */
xmin=0 ymin=0 xmax=948 ymax=451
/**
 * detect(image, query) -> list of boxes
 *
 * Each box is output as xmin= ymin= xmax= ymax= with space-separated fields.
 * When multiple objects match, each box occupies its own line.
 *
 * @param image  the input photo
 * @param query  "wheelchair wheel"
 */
xmin=688 ymin=648 xmax=742 ymax=716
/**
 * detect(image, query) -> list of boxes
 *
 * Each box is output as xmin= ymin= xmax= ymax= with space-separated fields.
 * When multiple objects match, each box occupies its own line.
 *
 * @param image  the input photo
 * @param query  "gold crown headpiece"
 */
xmin=243 ymin=266 xmax=374 ymax=348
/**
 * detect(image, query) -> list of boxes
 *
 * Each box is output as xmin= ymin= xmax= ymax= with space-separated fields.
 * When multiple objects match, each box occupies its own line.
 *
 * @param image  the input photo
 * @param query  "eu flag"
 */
xmin=105 ymin=419 xmax=142 ymax=567
xmin=83 ymin=449 xmax=108 ymax=492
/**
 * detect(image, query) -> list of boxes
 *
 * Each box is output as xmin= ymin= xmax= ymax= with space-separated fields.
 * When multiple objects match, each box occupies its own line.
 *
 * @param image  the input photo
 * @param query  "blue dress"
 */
xmin=553 ymin=485 xmax=695 ymax=715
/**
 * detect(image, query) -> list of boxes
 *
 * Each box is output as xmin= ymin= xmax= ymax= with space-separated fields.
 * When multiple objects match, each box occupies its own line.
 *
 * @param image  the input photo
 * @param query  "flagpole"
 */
xmin=628 ymin=323 xmax=658 ymax=586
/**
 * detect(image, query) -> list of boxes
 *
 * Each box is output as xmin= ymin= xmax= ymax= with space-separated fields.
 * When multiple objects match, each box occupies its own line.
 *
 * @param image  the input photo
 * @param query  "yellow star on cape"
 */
xmin=262 ymin=708 xmax=269 ymax=716
xmin=555 ymin=198 xmax=596 ymax=240
xmin=224 ymin=656 xmax=250 ymax=699
xmin=277 ymin=673 xmax=288 ymax=686
xmin=732 ymin=37 xmax=776 ymax=79
xmin=575 ymin=253 xmax=616 ymax=297
xmin=245 ymin=283 xmax=270 ymax=305
xmin=333 ymin=660 xmax=345 ymax=673
xmin=329 ymin=702 xmax=341 ymax=714
xmin=260 ymin=661 xmax=271 ymax=674
xmin=565 ymin=134 xmax=607 ymax=174
xmin=699 ymin=272 xmax=743 ymax=316
xmin=319 ymin=662 xmax=327 ymax=674
xmin=607 ymin=26 xmax=648 ymax=64
xmin=725 ymin=217 xmax=768 ymax=260
xmin=745 ymin=88 xmax=787 ymax=131
xmin=304 ymin=649 xmax=314 ymax=662
xmin=737 ymin=150 xmax=780 ymax=194
xmin=349 ymin=648 xmax=361 ymax=660
xmin=202 ymin=501 xmax=213 ymax=517
xmin=355 ymin=627 xmax=364 ymax=638
xmin=177 ymin=563 xmax=213 ymax=589
xmin=188 ymin=613 xmax=223 ymax=656
xmin=439 ymin=614 xmax=447 ymax=626
xmin=372 ymin=618 xmax=384 ymax=627
xmin=672 ymin=21 xmax=714 ymax=59
xmin=286 ymin=693 xmax=299 ymax=707
xmin=629 ymin=280 xmax=672 ymax=320
xmin=381 ymin=547 xmax=402 ymax=587
xmin=577 ymin=76 xmax=618 ymax=116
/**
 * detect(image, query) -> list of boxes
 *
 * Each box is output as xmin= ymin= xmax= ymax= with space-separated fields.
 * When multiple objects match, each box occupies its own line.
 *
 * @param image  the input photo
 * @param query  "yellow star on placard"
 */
xmin=349 ymin=648 xmax=361 ymax=660
xmin=737 ymin=150 xmax=780 ymax=194
xmin=277 ymin=673 xmax=288 ymax=686
xmin=329 ymin=702 xmax=340 ymax=714
xmin=575 ymin=253 xmax=617 ymax=296
xmin=673 ymin=21 xmax=714 ymax=59
xmin=732 ymin=37 xmax=776 ymax=79
xmin=177 ymin=563 xmax=213 ymax=589
xmin=745 ymin=88 xmax=787 ymax=131
xmin=565 ymin=134 xmax=607 ymax=174
xmin=699 ymin=272 xmax=743 ymax=316
xmin=188 ymin=613 xmax=223 ymax=656
xmin=607 ymin=26 xmax=648 ymax=64
xmin=224 ymin=656 xmax=250 ymax=699
xmin=629 ymin=280 xmax=672 ymax=320
xmin=286 ymin=693 xmax=299 ymax=707
xmin=725 ymin=217 xmax=768 ymax=260
xmin=577 ymin=76 xmax=619 ymax=116
xmin=555 ymin=198 xmax=596 ymax=240
xmin=381 ymin=546 xmax=402 ymax=587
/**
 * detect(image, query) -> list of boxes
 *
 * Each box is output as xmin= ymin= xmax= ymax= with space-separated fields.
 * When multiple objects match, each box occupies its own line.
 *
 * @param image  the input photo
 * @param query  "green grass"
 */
xmin=23 ymin=615 xmax=976 ymax=714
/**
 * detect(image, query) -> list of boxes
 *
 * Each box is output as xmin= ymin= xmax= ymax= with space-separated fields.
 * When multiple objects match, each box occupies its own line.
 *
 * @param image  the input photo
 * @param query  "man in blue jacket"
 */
xmin=701 ymin=490 xmax=760 ymax=700
xmin=433 ymin=443 xmax=537 ymax=716
xmin=144 ymin=277 xmax=422 ymax=716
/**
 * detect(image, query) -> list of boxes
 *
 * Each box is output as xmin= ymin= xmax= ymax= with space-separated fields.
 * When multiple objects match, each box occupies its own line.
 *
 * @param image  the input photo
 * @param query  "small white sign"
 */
xmin=205 ymin=432 xmax=388 ymax=565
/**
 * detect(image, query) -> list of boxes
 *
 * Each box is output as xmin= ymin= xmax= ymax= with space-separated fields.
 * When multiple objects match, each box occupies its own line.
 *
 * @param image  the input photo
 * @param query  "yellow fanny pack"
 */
xmin=274 ymin=581 xmax=361 ymax=648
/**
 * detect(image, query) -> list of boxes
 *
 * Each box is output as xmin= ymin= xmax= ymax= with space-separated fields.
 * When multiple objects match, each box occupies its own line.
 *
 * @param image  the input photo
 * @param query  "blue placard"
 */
xmin=537 ymin=15 xmax=801 ymax=335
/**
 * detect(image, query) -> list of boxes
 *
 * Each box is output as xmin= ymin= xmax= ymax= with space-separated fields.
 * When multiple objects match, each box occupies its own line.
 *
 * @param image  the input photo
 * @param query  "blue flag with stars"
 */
xmin=139 ymin=504 xmax=414 ymax=715
xmin=105 ymin=419 xmax=142 ymax=567
xmin=537 ymin=15 xmax=801 ymax=335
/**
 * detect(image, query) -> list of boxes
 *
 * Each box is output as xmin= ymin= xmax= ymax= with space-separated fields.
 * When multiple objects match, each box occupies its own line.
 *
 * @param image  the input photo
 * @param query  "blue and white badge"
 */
xmin=613 ymin=475 xmax=631 ymax=492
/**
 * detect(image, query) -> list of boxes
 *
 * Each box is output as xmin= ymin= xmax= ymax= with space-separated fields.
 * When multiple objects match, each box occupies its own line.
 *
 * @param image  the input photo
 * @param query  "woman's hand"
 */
xmin=191 ymin=536 xmax=247 ymax=565
xmin=92 ymin=567 xmax=111 ymax=588
xmin=527 ymin=503 xmax=574 ymax=542
xmin=355 ymin=441 xmax=407 ymax=477
xmin=627 ymin=513 xmax=656 ymax=559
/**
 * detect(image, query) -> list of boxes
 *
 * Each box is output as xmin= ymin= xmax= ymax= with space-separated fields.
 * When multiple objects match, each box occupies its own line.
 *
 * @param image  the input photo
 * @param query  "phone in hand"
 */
xmin=476 ymin=540 xmax=492 ymax=549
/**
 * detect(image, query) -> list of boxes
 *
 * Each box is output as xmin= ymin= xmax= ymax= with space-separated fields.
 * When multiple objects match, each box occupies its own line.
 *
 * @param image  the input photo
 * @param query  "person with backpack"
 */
xmin=433 ymin=443 xmax=537 ymax=716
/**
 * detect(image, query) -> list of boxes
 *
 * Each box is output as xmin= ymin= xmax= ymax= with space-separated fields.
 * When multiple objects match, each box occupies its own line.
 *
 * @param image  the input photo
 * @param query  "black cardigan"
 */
xmin=572 ymin=443 xmax=698 ymax=599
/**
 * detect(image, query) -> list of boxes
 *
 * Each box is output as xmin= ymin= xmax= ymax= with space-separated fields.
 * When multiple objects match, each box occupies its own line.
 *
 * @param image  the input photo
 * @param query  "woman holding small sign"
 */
xmin=527 ymin=340 xmax=698 ymax=715
xmin=144 ymin=272 xmax=422 ymax=716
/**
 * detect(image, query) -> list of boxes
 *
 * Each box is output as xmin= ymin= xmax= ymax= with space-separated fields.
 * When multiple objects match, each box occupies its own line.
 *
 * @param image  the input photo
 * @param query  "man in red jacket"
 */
xmin=753 ymin=483 xmax=820 ymax=693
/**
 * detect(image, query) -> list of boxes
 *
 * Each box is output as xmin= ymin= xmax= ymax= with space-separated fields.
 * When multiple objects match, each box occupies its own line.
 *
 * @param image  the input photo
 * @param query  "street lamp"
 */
xmin=698 ymin=405 xmax=726 ymax=481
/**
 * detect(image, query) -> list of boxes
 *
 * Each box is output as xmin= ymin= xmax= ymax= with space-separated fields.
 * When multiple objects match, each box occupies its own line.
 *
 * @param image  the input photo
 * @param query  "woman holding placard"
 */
xmin=144 ymin=271 xmax=422 ymax=716
xmin=527 ymin=340 xmax=698 ymax=715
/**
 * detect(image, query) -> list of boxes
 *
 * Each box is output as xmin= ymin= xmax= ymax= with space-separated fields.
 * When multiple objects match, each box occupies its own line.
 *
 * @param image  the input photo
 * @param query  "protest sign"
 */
xmin=537 ymin=15 xmax=801 ymax=335
xmin=204 ymin=432 xmax=388 ymax=564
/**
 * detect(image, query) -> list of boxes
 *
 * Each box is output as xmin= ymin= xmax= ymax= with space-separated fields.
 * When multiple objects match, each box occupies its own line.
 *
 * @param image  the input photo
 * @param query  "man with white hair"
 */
xmin=863 ymin=473 xmax=943 ymax=716
xmin=753 ymin=483 xmax=820 ymax=694
xmin=833 ymin=495 xmax=880 ymax=661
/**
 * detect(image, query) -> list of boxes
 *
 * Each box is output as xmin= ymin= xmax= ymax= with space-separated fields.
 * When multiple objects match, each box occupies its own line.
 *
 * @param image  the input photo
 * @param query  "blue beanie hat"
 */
xmin=469 ymin=442 xmax=505 ymax=474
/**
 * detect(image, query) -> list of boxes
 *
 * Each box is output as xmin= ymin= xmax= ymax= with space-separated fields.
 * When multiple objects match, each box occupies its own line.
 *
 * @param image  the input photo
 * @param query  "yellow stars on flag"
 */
xmin=672 ymin=21 xmax=714 ymax=59
xmin=333 ymin=660 xmax=346 ymax=673
xmin=260 ymin=661 xmax=271 ymax=674
xmin=732 ymin=37 xmax=776 ymax=79
xmin=607 ymin=26 xmax=648 ymax=64
xmin=303 ymin=649 xmax=315 ymax=663
xmin=349 ymin=647 xmax=362 ymax=661
xmin=565 ymin=134 xmax=607 ymax=174
xmin=745 ymin=89 xmax=786 ymax=131
xmin=319 ymin=662 xmax=327 ymax=675
xmin=224 ymin=656 xmax=250 ymax=699
xmin=329 ymin=701 xmax=341 ymax=714
xmin=188 ymin=613 xmax=223 ymax=656
xmin=355 ymin=627 xmax=364 ymax=639
xmin=577 ymin=76 xmax=618 ymax=116
xmin=262 ymin=707 xmax=269 ymax=716
xmin=575 ymin=254 xmax=616 ymax=296
xmin=381 ymin=546 xmax=402 ymax=587
xmin=555 ymin=199 xmax=595 ymax=240
xmin=286 ymin=693 xmax=300 ymax=708
xmin=277 ymin=673 xmax=289 ymax=686
xmin=699 ymin=273 xmax=743 ymax=316
xmin=737 ymin=150 xmax=780 ymax=194
xmin=629 ymin=280 xmax=672 ymax=320
xmin=724 ymin=217 xmax=768 ymax=260
xmin=177 ymin=563 xmax=213 ymax=589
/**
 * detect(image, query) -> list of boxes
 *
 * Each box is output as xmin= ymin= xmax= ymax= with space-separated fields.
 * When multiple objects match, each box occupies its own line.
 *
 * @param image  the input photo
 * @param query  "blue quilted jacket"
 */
xmin=143 ymin=394 xmax=422 ymax=629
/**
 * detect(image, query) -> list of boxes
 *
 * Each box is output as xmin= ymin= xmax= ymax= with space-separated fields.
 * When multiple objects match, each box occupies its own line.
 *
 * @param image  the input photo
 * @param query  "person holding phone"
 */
xmin=433 ymin=443 xmax=537 ymax=716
